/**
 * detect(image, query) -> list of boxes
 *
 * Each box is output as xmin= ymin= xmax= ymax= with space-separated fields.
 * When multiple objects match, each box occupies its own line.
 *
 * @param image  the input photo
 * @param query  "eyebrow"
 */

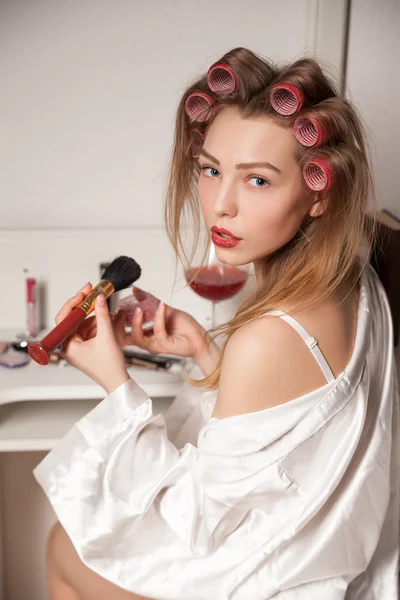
xmin=199 ymin=148 xmax=282 ymax=174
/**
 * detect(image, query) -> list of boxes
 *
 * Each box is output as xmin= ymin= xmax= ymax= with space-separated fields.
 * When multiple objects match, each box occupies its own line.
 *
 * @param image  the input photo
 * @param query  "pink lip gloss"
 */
xmin=26 ymin=278 xmax=39 ymax=337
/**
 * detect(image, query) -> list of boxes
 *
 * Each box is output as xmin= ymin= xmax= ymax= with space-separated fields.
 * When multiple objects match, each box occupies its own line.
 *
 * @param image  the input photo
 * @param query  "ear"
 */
xmin=308 ymin=194 xmax=329 ymax=218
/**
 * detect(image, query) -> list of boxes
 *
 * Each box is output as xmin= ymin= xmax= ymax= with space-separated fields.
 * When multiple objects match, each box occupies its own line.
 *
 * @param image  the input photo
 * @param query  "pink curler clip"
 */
xmin=207 ymin=62 xmax=238 ymax=94
xmin=191 ymin=128 xmax=204 ymax=158
xmin=270 ymin=83 xmax=305 ymax=116
xmin=184 ymin=92 xmax=215 ymax=123
xmin=293 ymin=116 xmax=324 ymax=147
xmin=303 ymin=158 xmax=334 ymax=192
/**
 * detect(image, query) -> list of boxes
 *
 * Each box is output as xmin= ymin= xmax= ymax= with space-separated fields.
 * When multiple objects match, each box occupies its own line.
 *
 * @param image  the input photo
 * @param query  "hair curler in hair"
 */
xmin=184 ymin=92 xmax=215 ymax=122
xmin=293 ymin=99 xmax=349 ymax=147
xmin=191 ymin=128 xmax=205 ymax=158
xmin=207 ymin=62 xmax=238 ymax=94
xmin=293 ymin=116 xmax=324 ymax=147
xmin=269 ymin=83 xmax=305 ymax=116
xmin=302 ymin=157 xmax=334 ymax=192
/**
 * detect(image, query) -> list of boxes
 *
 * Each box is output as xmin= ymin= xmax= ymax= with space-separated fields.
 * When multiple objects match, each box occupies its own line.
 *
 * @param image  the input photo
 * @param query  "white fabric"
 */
xmin=34 ymin=263 xmax=400 ymax=600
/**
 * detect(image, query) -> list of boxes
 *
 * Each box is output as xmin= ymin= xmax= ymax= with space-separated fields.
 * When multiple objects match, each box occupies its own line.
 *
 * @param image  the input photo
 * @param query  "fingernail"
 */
xmin=97 ymin=294 xmax=106 ymax=307
xmin=135 ymin=307 xmax=142 ymax=318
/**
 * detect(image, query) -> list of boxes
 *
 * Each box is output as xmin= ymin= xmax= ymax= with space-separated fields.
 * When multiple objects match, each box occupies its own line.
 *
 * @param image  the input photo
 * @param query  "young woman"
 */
xmin=34 ymin=48 xmax=399 ymax=599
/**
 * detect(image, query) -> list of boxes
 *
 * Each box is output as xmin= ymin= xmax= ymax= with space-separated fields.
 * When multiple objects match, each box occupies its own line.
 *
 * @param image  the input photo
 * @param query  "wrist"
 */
xmin=191 ymin=328 xmax=221 ymax=378
xmin=102 ymin=370 xmax=131 ymax=396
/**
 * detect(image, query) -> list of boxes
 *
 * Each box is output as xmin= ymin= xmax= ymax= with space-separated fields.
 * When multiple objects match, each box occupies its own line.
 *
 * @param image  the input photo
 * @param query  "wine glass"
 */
xmin=185 ymin=243 xmax=249 ymax=328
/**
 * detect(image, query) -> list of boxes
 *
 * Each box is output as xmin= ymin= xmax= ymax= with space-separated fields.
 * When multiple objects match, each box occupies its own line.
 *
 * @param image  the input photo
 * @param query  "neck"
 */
xmin=253 ymin=258 xmax=266 ymax=289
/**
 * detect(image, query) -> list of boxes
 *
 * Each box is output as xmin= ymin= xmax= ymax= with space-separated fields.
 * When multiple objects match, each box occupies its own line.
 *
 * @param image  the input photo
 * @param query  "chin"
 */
xmin=214 ymin=246 xmax=252 ymax=267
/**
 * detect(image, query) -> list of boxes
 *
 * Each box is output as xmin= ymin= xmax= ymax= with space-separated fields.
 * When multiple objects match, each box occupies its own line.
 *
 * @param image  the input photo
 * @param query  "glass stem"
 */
xmin=211 ymin=301 xmax=216 ymax=329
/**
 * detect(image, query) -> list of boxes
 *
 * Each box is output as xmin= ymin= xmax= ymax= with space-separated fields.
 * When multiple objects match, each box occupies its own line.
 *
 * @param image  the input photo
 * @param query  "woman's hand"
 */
xmin=123 ymin=301 xmax=209 ymax=360
xmin=56 ymin=284 xmax=130 ymax=395
xmin=124 ymin=300 xmax=222 ymax=377
xmin=57 ymin=284 xmax=221 ymax=386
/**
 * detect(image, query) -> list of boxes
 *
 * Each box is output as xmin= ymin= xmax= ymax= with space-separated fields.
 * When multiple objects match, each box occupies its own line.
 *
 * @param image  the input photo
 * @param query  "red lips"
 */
xmin=211 ymin=226 xmax=242 ymax=248
xmin=211 ymin=226 xmax=241 ymax=240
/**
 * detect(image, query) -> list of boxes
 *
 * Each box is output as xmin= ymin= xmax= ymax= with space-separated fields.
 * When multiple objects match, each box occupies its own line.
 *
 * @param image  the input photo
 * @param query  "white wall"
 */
xmin=346 ymin=0 xmax=400 ymax=215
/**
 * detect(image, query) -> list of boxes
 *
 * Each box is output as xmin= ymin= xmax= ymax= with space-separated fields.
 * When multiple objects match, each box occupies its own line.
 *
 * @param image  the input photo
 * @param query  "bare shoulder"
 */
xmin=212 ymin=314 xmax=330 ymax=420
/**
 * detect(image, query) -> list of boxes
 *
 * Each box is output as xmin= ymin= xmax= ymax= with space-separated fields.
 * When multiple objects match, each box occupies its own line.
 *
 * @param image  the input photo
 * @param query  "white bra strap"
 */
xmin=261 ymin=310 xmax=336 ymax=384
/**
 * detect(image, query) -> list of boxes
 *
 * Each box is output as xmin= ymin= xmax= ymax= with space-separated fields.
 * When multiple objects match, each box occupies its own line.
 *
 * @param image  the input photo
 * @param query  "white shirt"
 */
xmin=34 ymin=264 xmax=400 ymax=599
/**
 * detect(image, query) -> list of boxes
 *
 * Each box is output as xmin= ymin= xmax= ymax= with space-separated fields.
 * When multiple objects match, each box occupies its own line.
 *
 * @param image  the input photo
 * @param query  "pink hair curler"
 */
xmin=207 ymin=62 xmax=238 ymax=94
xmin=184 ymin=92 xmax=215 ymax=123
xmin=270 ymin=83 xmax=305 ymax=116
xmin=293 ymin=116 xmax=324 ymax=147
xmin=302 ymin=157 xmax=334 ymax=192
xmin=191 ymin=128 xmax=204 ymax=158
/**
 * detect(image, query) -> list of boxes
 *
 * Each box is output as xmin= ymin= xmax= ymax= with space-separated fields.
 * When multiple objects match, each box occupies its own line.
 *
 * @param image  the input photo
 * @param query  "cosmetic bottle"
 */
xmin=26 ymin=277 xmax=39 ymax=337
xmin=118 ymin=287 xmax=160 ymax=331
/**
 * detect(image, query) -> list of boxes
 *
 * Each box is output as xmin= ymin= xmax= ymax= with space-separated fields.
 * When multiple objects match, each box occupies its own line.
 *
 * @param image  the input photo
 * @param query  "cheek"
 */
xmin=197 ymin=177 xmax=213 ymax=217
xmin=244 ymin=185 xmax=305 ymax=245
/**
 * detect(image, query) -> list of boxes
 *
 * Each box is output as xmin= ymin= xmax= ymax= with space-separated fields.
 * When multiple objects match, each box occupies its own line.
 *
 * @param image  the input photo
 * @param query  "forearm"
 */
xmin=191 ymin=329 xmax=221 ymax=377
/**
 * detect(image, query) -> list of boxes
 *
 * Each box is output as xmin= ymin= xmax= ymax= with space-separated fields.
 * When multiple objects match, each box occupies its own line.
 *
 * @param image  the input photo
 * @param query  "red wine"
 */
xmin=185 ymin=265 xmax=248 ymax=301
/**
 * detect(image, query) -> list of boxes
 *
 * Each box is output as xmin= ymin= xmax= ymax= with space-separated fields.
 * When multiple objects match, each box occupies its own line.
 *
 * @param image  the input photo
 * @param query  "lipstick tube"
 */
xmin=26 ymin=278 xmax=39 ymax=337
xmin=28 ymin=280 xmax=114 ymax=366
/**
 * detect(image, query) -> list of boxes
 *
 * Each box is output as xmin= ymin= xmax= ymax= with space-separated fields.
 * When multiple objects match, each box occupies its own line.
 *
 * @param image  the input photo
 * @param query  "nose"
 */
xmin=212 ymin=178 xmax=238 ymax=218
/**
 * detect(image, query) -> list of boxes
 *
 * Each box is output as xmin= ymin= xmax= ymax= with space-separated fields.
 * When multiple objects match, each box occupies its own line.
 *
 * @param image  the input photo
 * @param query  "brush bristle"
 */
xmin=103 ymin=256 xmax=141 ymax=292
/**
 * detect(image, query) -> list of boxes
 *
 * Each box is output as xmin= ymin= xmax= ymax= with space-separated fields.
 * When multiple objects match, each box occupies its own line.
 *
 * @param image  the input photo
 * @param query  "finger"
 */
xmin=77 ymin=316 xmax=97 ymax=341
xmin=127 ymin=308 xmax=153 ymax=350
xmin=114 ymin=311 xmax=128 ymax=347
xmin=55 ymin=282 xmax=92 ymax=325
xmin=82 ymin=325 xmax=97 ymax=342
xmin=76 ymin=315 xmax=96 ymax=334
xmin=152 ymin=302 xmax=168 ymax=344
xmin=60 ymin=330 xmax=84 ymax=360
xmin=95 ymin=294 xmax=114 ymax=338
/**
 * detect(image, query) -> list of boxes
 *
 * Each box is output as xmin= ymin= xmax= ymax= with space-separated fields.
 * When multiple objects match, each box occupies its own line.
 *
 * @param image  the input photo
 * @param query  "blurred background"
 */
xmin=0 ymin=1 xmax=399 ymax=598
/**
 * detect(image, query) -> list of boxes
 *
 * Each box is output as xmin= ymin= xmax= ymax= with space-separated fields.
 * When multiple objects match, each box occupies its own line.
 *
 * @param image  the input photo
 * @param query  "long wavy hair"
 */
xmin=164 ymin=47 xmax=377 ymax=391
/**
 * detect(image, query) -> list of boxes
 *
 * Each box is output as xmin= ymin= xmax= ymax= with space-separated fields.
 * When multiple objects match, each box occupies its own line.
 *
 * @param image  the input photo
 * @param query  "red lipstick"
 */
xmin=211 ymin=226 xmax=242 ymax=248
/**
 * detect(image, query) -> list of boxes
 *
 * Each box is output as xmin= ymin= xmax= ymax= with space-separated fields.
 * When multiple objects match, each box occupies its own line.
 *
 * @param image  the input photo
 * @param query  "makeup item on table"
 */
xmin=28 ymin=256 xmax=142 ymax=366
xmin=124 ymin=356 xmax=168 ymax=371
xmin=0 ymin=349 xmax=30 ymax=368
xmin=123 ymin=348 xmax=180 ymax=370
xmin=17 ymin=275 xmax=41 ymax=341
xmin=118 ymin=287 xmax=160 ymax=331
xmin=12 ymin=340 xmax=30 ymax=353
xmin=0 ymin=342 xmax=8 ymax=355
xmin=49 ymin=351 xmax=63 ymax=364
xmin=26 ymin=278 xmax=39 ymax=336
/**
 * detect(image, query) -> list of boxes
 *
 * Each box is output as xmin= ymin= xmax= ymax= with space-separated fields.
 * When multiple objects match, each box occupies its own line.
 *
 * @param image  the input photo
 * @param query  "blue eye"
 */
xmin=200 ymin=166 xmax=220 ymax=177
xmin=249 ymin=176 xmax=269 ymax=188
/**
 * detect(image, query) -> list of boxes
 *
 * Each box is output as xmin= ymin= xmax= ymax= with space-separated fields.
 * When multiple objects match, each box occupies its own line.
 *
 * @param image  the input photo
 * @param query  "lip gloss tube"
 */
xmin=26 ymin=278 xmax=39 ymax=337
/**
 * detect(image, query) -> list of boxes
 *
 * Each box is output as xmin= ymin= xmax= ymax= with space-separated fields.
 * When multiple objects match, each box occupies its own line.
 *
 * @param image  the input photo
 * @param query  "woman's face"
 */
xmin=197 ymin=107 xmax=318 ymax=272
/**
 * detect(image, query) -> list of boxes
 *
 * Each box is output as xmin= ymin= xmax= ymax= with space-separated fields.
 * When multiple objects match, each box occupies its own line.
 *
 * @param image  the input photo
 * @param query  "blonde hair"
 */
xmin=164 ymin=47 xmax=377 ymax=391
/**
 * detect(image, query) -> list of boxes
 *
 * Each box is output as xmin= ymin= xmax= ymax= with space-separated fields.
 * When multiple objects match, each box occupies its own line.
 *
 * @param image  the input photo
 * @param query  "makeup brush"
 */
xmin=28 ymin=256 xmax=141 ymax=366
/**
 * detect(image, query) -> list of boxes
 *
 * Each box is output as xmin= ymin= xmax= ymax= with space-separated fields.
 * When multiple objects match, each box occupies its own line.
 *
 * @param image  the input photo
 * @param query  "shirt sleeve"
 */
xmin=33 ymin=377 xmax=304 ymax=599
